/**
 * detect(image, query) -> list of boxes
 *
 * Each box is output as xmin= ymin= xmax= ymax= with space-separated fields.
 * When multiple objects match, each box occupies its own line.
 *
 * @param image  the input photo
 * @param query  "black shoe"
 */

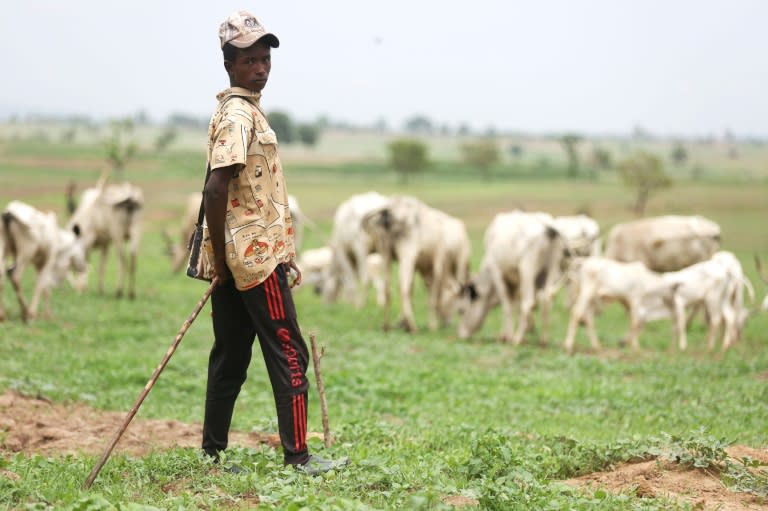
xmin=294 ymin=454 xmax=349 ymax=476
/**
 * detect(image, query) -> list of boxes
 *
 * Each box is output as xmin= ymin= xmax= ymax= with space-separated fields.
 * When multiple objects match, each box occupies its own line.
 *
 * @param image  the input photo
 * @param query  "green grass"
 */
xmin=0 ymin=137 xmax=767 ymax=509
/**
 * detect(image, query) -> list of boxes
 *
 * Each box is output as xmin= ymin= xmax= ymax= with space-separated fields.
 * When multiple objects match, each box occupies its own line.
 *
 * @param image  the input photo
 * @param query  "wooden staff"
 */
xmin=308 ymin=332 xmax=332 ymax=448
xmin=83 ymin=278 xmax=218 ymax=489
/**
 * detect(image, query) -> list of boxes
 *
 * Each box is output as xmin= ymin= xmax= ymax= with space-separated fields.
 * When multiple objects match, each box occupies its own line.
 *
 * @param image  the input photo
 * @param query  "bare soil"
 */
xmin=563 ymin=446 xmax=768 ymax=510
xmin=0 ymin=390 xmax=281 ymax=457
xmin=1 ymin=390 xmax=766 ymax=510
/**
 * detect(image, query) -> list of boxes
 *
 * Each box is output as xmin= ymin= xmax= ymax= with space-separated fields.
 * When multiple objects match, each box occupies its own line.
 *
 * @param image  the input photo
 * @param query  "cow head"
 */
xmin=62 ymin=227 xmax=89 ymax=293
xmin=455 ymin=269 xmax=498 ymax=340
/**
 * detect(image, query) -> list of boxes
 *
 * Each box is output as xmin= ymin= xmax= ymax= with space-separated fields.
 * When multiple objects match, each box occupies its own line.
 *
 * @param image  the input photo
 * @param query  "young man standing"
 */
xmin=199 ymin=10 xmax=345 ymax=475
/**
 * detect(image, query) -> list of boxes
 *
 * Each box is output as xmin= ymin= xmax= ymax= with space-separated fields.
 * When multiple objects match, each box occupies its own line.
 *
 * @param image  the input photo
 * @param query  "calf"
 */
xmin=297 ymin=245 xmax=386 ymax=306
xmin=0 ymin=201 xmax=88 ymax=322
xmin=662 ymin=251 xmax=752 ymax=351
xmin=563 ymin=256 xmax=680 ymax=354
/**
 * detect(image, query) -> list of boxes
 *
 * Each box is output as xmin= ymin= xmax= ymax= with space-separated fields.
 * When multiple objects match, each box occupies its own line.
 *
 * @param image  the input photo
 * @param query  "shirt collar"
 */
xmin=216 ymin=87 xmax=262 ymax=105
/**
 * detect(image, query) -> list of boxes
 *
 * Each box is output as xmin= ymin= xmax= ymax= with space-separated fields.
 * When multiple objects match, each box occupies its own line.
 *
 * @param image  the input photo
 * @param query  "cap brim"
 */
xmin=229 ymin=32 xmax=280 ymax=49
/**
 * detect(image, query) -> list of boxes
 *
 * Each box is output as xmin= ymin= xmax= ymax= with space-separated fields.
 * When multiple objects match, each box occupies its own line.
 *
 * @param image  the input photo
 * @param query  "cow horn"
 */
xmin=754 ymin=255 xmax=768 ymax=284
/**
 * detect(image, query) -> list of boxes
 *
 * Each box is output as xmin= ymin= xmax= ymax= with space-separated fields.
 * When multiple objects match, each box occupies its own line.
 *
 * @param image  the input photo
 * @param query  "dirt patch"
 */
xmin=0 ymin=390 xmax=283 ymax=457
xmin=441 ymin=495 xmax=480 ymax=507
xmin=563 ymin=448 xmax=768 ymax=511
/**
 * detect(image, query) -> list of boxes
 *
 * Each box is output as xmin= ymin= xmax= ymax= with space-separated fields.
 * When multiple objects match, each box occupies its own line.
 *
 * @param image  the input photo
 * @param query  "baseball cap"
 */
xmin=219 ymin=11 xmax=279 ymax=49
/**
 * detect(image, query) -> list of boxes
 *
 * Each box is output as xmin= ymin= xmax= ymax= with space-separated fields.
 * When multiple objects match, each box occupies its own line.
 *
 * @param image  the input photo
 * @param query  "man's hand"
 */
xmin=286 ymin=259 xmax=302 ymax=288
xmin=213 ymin=258 xmax=232 ymax=285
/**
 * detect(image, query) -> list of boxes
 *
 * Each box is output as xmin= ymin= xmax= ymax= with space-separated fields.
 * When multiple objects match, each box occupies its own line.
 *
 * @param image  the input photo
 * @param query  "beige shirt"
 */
xmin=201 ymin=87 xmax=296 ymax=290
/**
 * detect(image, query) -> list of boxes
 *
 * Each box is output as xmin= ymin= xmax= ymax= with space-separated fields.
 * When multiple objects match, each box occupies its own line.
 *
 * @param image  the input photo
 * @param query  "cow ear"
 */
xmin=462 ymin=283 xmax=478 ymax=301
xmin=72 ymin=224 xmax=81 ymax=237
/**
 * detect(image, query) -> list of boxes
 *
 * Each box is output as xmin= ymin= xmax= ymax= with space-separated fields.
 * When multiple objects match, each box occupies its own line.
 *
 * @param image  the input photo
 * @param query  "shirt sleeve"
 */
xmin=209 ymin=101 xmax=253 ymax=171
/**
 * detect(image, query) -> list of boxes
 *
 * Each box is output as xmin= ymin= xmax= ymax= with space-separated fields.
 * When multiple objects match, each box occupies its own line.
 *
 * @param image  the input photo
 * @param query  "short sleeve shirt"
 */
xmin=202 ymin=87 xmax=296 ymax=290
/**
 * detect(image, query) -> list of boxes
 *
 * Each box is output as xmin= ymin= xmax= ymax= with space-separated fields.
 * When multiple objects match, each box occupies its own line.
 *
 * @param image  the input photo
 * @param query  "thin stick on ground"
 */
xmin=83 ymin=278 xmax=218 ymax=489
xmin=309 ymin=332 xmax=331 ymax=448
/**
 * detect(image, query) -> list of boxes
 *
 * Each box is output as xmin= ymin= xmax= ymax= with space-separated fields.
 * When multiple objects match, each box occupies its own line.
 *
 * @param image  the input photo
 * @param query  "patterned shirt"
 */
xmin=201 ymin=87 xmax=296 ymax=290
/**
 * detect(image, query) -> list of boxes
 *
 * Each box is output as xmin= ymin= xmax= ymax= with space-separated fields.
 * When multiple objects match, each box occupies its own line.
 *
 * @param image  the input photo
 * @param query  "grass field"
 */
xmin=1 ymin=131 xmax=767 ymax=510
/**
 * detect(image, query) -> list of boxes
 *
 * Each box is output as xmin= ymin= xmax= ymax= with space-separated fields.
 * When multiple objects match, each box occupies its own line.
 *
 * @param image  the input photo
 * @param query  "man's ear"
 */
xmin=224 ymin=59 xmax=233 ymax=74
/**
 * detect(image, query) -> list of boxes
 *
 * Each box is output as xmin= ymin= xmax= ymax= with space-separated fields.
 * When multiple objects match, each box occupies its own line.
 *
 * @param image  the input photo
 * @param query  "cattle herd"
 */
xmin=2 ymin=183 xmax=767 ymax=355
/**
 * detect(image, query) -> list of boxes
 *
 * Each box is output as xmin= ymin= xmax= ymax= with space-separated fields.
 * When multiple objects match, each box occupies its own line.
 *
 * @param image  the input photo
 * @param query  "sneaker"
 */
xmin=294 ymin=454 xmax=349 ymax=476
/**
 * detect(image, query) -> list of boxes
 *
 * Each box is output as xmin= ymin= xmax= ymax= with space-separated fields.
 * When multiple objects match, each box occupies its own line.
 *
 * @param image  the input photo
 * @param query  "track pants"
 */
xmin=202 ymin=264 xmax=310 ymax=466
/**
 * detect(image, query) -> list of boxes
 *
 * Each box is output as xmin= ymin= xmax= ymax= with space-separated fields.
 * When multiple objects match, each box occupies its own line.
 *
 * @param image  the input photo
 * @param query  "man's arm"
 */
xmin=203 ymin=165 xmax=239 ymax=283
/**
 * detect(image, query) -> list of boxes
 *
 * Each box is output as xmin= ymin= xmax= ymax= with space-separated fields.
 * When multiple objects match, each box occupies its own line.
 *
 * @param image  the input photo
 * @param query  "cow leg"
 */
xmin=673 ymin=297 xmax=688 ymax=351
xmin=113 ymin=238 xmax=127 ymax=298
xmin=8 ymin=262 xmax=30 ymax=323
xmin=427 ymin=250 xmax=446 ymax=331
xmin=584 ymin=306 xmax=601 ymax=351
xmin=626 ymin=311 xmax=644 ymax=351
xmin=487 ymin=265 xmax=515 ymax=343
xmin=538 ymin=290 xmax=553 ymax=347
xmin=512 ymin=276 xmax=535 ymax=346
xmin=127 ymin=248 xmax=137 ymax=300
xmin=563 ymin=285 xmax=594 ymax=354
xmin=396 ymin=250 xmax=418 ymax=333
xmin=352 ymin=243 xmax=369 ymax=308
xmin=720 ymin=303 xmax=738 ymax=351
xmin=97 ymin=246 xmax=109 ymax=295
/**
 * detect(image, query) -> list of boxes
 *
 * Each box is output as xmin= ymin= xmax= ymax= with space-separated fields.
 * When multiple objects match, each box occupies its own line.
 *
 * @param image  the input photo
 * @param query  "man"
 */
xmin=199 ymin=10 xmax=345 ymax=475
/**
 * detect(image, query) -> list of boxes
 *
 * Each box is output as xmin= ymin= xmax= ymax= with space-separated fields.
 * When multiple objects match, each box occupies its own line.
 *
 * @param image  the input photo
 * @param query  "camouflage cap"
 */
xmin=219 ymin=11 xmax=279 ymax=49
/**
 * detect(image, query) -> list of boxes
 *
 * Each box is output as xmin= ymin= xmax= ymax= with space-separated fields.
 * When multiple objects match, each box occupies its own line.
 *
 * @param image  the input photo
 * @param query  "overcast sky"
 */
xmin=2 ymin=1 xmax=767 ymax=137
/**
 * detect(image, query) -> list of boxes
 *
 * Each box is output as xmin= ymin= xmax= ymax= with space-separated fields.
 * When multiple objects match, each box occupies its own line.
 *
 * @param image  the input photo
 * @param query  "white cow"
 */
xmin=605 ymin=215 xmax=721 ymax=272
xmin=165 ymin=192 xmax=308 ymax=273
xmin=563 ymin=257 xmax=681 ymax=354
xmin=362 ymin=195 xmax=471 ymax=332
xmin=67 ymin=179 xmax=143 ymax=298
xmin=322 ymin=191 xmax=390 ymax=307
xmin=0 ymin=201 xmax=88 ymax=322
xmin=662 ymin=251 xmax=753 ymax=351
xmin=456 ymin=211 xmax=569 ymax=344
xmin=297 ymin=245 xmax=386 ymax=306
xmin=552 ymin=214 xmax=601 ymax=257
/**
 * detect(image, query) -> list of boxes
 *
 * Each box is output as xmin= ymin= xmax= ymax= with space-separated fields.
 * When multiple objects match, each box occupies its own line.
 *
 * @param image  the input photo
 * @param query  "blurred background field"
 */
xmin=1 ymin=118 xmax=768 ymax=510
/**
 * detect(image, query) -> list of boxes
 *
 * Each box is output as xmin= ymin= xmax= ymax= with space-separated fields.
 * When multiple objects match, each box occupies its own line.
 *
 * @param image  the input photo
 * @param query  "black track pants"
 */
xmin=202 ymin=264 xmax=310 ymax=465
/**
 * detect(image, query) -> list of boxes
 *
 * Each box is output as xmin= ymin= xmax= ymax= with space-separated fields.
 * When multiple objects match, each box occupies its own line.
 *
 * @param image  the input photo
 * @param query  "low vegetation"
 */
xmin=0 ymin=129 xmax=767 ymax=509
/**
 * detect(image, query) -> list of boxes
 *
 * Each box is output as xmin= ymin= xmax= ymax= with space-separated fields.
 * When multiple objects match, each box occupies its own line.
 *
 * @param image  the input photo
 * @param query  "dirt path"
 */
xmin=1 ymin=390 xmax=766 ymax=509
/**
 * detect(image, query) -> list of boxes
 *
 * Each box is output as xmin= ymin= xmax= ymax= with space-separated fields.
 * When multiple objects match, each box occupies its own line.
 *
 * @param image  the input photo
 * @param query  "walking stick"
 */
xmin=308 ymin=332 xmax=332 ymax=448
xmin=83 ymin=278 xmax=218 ymax=489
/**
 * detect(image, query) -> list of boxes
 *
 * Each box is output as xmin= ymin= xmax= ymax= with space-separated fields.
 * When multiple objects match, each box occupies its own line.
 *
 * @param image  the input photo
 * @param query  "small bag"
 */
xmin=186 ymin=164 xmax=213 ymax=282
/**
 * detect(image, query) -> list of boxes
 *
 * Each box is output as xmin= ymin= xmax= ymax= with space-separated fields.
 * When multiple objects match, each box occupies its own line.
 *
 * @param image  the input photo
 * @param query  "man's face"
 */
xmin=225 ymin=43 xmax=271 ymax=92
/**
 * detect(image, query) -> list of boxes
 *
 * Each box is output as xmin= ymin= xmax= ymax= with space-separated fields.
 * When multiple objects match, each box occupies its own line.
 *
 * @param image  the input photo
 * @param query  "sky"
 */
xmin=2 ymin=0 xmax=767 ymax=137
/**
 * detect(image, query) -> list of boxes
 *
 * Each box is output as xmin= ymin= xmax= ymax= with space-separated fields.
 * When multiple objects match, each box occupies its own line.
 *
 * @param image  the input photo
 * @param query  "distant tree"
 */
xmin=60 ymin=128 xmax=76 ymax=144
xmin=508 ymin=144 xmax=523 ymax=158
xmin=104 ymin=117 xmax=138 ymax=179
xmin=387 ymin=138 xmax=430 ymax=184
xmin=559 ymin=133 xmax=583 ymax=178
xmin=460 ymin=140 xmax=500 ymax=181
xmin=154 ymin=126 xmax=178 ymax=152
xmin=457 ymin=123 xmax=471 ymax=136
xmin=403 ymin=115 xmax=433 ymax=134
xmin=267 ymin=111 xmax=295 ymax=143
xmin=617 ymin=151 xmax=672 ymax=216
xmin=296 ymin=123 xmax=320 ymax=147
xmin=591 ymin=146 xmax=612 ymax=170
xmin=670 ymin=143 xmax=688 ymax=167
